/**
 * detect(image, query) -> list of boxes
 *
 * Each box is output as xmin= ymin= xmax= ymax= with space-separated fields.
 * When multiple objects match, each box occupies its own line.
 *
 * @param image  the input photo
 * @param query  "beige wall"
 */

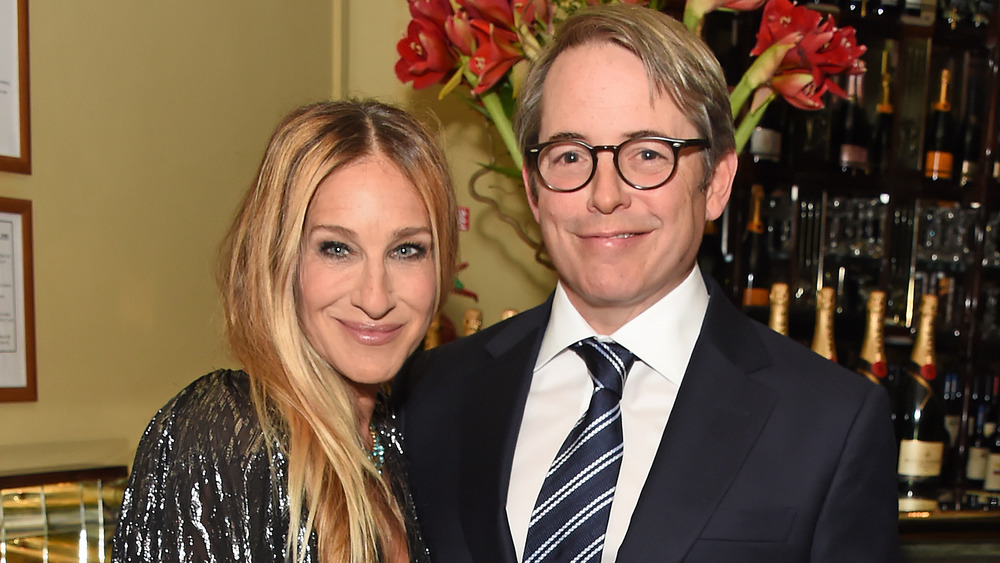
xmin=0 ymin=0 xmax=554 ymax=473
xmin=0 ymin=1 xmax=334 ymax=471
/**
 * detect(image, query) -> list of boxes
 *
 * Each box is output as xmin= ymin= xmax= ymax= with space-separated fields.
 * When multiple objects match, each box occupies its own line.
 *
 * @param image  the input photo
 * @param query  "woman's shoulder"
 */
xmin=140 ymin=369 xmax=269 ymax=462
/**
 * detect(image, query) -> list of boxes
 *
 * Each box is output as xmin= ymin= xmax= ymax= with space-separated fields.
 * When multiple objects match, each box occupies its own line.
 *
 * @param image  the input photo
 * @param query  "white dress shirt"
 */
xmin=506 ymin=266 xmax=710 ymax=562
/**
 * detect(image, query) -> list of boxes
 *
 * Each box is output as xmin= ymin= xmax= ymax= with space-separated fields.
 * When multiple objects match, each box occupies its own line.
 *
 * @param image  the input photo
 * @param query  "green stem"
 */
xmin=729 ymin=71 xmax=756 ymax=120
xmin=462 ymin=67 xmax=522 ymax=169
xmin=734 ymin=94 xmax=774 ymax=155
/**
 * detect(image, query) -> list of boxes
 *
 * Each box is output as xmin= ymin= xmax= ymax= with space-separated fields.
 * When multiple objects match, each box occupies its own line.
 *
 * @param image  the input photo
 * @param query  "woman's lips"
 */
xmin=339 ymin=320 xmax=404 ymax=345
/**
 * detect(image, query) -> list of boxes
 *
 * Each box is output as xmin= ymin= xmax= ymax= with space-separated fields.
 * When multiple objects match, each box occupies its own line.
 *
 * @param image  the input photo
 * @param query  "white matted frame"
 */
xmin=0 ymin=197 xmax=34 ymax=401
xmin=0 ymin=0 xmax=29 ymax=174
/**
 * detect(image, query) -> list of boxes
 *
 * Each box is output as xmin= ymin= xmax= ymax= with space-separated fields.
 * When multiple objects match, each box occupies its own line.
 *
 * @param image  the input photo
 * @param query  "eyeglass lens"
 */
xmin=535 ymin=138 xmax=679 ymax=191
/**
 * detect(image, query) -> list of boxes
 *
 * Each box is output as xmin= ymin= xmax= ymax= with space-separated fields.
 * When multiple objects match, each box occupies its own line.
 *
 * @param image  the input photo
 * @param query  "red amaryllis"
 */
xmin=459 ymin=0 xmax=516 ymax=29
xmin=751 ymin=0 xmax=865 ymax=105
xmin=395 ymin=17 xmax=459 ymax=90
xmin=469 ymin=20 xmax=523 ymax=93
xmin=408 ymin=0 xmax=454 ymax=29
xmin=514 ymin=0 xmax=552 ymax=26
xmin=446 ymin=9 xmax=478 ymax=56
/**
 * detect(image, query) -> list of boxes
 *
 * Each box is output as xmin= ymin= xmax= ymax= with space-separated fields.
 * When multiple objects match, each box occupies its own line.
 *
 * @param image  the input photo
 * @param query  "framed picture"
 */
xmin=0 ymin=0 xmax=29 ymax=174
xmin=0 ymin=197 xmax=35 ymax=401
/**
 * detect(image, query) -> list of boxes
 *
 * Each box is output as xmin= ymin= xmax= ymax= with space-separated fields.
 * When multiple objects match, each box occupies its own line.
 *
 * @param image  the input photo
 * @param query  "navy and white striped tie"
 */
xmin=523 ymin=337 xmax=636 ymax=563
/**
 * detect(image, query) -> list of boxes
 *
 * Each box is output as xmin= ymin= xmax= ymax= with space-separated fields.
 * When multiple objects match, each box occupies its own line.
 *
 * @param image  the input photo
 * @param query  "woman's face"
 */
xmin=297 ymin=155 xmax=437 ymax=396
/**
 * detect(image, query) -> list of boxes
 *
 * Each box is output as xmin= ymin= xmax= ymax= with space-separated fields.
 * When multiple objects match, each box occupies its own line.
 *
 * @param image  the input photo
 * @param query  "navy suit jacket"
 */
xmin=396 ymin=281 xmax=900 ymax=562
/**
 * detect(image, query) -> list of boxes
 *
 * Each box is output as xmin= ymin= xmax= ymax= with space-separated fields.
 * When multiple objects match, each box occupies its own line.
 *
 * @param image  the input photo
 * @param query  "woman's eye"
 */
xmin=393 ymin=242 xmax=428 ymax=260
xmin=319 ymin=241 xmax=351 ymax=258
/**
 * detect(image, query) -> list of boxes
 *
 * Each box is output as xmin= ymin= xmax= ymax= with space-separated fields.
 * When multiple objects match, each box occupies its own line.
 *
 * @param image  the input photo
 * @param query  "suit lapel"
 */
xmin=618 ymin=290 xmax=778 ymax=562
xmin=458 ymin=299 xmax=551 ymax=563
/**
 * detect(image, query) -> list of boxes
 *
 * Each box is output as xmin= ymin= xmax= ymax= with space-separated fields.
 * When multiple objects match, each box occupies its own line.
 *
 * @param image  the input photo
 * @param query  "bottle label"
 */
xmin=898 ymin=496 xmax=939 ymax=512
xmin=986 ymin=422 xmax=997 ymax=438
xmin=898 ymin=439 xmax=944 ymax=477
xmin=986 ymin=453 xmax=1000 ymax=492
xmin=967 ymin=446 xmax=989 ymax=480
xmin=839 ymin=144 xmax=869 ymax=170
xmin=924 ymin=151 xmax=953 ymax=179
xmin=944 ymin=414 xmax=961 ymax=447
xmin=750 ymin=128 xmax=781 ymax=163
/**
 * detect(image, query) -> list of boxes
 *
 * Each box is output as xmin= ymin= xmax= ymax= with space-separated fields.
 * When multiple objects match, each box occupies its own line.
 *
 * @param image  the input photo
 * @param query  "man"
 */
xmin=397 ymin=5 xmax=898 ymax=562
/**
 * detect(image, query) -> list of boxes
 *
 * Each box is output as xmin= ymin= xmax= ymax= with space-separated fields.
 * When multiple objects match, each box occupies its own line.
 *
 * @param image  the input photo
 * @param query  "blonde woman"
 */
xmin=112 ymin=100 xmax=458 ymax=562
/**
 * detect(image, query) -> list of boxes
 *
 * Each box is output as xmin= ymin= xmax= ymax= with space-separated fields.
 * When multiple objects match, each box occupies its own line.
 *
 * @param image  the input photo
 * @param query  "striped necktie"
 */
xmin=523 ymin=337 xmax=636 ymax=563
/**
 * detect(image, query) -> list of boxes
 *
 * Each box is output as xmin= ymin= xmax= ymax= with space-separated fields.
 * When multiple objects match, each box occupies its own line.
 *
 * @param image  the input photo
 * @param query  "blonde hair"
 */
xmin=515 ymin=4 xmax=735 ymax=194
xmin=218 ymin=100 xmax=458 ymax=561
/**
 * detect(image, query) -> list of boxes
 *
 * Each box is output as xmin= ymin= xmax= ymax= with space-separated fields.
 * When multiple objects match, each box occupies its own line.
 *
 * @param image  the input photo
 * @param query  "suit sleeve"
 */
xmin=810 ymin=384 xmax=900 ymax=562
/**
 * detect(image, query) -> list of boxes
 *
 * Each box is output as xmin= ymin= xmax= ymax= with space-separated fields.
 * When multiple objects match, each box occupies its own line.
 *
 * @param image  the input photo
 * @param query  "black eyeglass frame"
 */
xmin=526 ymin=136 xmax=711 ymax=193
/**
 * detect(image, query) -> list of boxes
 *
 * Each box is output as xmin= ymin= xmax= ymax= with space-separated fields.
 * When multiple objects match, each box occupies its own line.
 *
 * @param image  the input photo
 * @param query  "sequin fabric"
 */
xmin=111 ymin=369 xmax=430 ymax=562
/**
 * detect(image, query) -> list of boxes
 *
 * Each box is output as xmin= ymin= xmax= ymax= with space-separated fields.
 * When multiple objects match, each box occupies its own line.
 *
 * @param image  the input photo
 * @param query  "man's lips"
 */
xmin=339 ymin=320 xmax=404 ymax=345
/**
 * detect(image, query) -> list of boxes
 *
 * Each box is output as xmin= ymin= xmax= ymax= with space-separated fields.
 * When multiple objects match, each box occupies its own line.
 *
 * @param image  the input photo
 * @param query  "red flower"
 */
xmin=446 ymin=9 xmax=478 ymax=56
xmin=469 ymin=20 xmax=523 ymax=93
xmin=751 ymin=0 xmax=865 ymax=106
xmin=395 ymin=17 xmax=459 ymax=90
xmin=459 ymin=0 xmax=516 ymax=29
xmin=408 ymin=0 xmax=454 ymax=29
xmin=514 ymin=0 xmax=551 ymax=26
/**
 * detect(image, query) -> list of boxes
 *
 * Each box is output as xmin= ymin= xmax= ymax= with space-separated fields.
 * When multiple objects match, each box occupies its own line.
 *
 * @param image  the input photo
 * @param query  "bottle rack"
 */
xmin=703 ymin=1 xmax=1000 ymax=521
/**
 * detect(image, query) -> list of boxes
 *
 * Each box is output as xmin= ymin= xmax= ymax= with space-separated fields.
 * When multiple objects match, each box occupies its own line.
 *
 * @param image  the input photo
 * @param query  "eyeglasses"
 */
xmin=526 ymin=136 xmax=710 ymax=193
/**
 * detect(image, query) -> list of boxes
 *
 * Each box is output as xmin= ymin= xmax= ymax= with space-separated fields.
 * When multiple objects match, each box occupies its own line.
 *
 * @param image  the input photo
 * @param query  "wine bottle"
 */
xmin=811 ymin=287 xmax=838 ymax=362
xmin=741 ymin=184 xmax=772 ymax=308
xmin=699 ymin=219 xmax=730 ymax=289
xmin=986 ymin=372 xmax=999 ymax=438
xmin=870 ymin=53 xmax=895 ymax=174
xmin=837 ymin=74 xmax=871 ymax=175
xmin=896 ymin=294 xmax=947 ymax=512
xmin=857 ymin=290 xmax=889 ymax=384
xmin=942 ymin=372 xmax=964 ymax=449
xmin=873 ymin=0 xmax=900 ymax=17
xmin=967 ymin=398 xmax=991 ymax=489
xmin=957 ymin=82 xmax=983 ymax=186
xmin=841 ymin=0 xmax=867 ymax=17
xmin=750 ymin=99 xmax=785 ymax=164
xmin=769 ymin=282 xmax=790 ymax=336
xmin=924 ymin=68 xmax=956 ymax=181
xmin=986 ymin=412 xmax=1000 ymax=494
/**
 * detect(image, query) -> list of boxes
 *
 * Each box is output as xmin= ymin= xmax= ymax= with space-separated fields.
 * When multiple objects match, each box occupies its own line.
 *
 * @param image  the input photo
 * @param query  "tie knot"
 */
xmin=571 ymin=337 xmax=635 ymax=397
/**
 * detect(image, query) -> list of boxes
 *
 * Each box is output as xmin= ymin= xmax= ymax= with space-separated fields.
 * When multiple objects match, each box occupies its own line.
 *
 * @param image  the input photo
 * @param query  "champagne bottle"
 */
xmin=811 ymin=287 xmax=838 ymax=362
xmin=841 ymin=0 xmax=867 ymax=17
xmin=967 ymin=398 xmax=991 ymax=489
xmin=857 ymin=290 xmax=889 ymax=384
xmin=924 ymin=69 xmax=955 ymax=181
xmin=750 ymin=99 xmax=785 ymax=164
xmin=769 ymin=282 xmax=790 ymax=336
xmin=837 ymin=74 xmax=871 ymax=174
xmin=873 ymin=0 xmax=900 ymax=17
xmin=896 ymin=294 xmax=947 ymax=512
xmin=741 ymin=185 xmax=771 ymax=308
xmin=957 ymin=82 xmax=983 ymax=186
xmin=870 ymin=53 xmax=895 ymax=174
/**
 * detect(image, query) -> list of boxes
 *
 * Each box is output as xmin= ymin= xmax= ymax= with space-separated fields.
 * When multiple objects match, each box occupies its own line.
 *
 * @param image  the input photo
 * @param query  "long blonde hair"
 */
xmin=218 ymin=100 xmax=458 ymax=561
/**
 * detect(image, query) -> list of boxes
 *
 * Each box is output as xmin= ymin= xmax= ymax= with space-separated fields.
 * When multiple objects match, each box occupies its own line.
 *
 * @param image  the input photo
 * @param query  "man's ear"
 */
xmin=523 ymin=166 xmax=541 ymax=223
xmin=704 ymin=150 xmax=737 ymax=221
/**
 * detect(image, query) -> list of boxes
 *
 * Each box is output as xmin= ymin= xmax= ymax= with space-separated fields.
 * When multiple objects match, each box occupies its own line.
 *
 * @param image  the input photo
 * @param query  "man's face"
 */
xmin=525 ymin=42 xmax=734 ymax=334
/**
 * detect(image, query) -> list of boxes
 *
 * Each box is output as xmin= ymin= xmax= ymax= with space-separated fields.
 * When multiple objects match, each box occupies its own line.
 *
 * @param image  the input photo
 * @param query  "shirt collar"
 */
xmin=535 ymin=266 xmax=710 ymax=385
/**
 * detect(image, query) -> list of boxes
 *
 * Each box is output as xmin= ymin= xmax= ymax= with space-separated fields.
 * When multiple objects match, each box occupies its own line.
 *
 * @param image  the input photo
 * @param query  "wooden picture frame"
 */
xmin=0 ymin=197 xmax=35 ymax=401
xmin=0 ymin=0 xmax=30 ymax=174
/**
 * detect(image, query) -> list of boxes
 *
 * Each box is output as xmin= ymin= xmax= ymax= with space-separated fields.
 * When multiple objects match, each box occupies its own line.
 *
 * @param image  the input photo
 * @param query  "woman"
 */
xmin=112 ymin=100 xmax=458 ymax=562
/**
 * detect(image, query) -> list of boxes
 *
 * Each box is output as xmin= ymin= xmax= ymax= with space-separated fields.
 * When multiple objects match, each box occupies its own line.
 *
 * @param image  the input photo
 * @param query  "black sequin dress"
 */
xmin=111 ymin=369 xmax=429 ymax=562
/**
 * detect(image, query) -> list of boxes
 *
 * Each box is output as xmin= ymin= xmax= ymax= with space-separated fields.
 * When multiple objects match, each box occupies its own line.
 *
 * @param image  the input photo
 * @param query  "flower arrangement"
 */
xmin=395 ymin=0 xmax=866 ymax=265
